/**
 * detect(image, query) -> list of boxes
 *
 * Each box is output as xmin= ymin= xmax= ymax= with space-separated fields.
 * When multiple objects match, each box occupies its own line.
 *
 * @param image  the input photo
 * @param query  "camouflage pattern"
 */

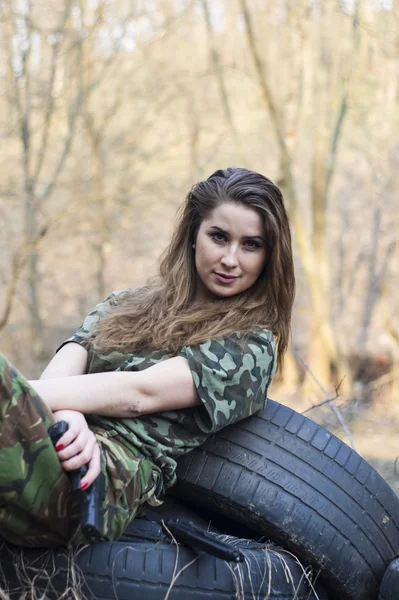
xmin=60 ymin=290 xmax=277 ymax=491
xmin=0 ymin=353 xmax=155 ymax=548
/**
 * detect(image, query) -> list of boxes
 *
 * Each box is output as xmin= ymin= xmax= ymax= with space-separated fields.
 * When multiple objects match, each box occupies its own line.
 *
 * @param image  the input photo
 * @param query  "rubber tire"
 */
xmin=379 ymin=558 xmax=399 ymax=600
xmin=171 ymin=398 xmax=399 ymax=600
xmin=0 ymin=520 xmax=329 ymax=600
xmin=142 ymin=494 xmax=221 ymax=531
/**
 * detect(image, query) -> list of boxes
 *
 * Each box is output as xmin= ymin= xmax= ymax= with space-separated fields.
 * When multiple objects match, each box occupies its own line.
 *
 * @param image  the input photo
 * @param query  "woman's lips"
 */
xmin=215 ymin=272 xmax=238 ymax=283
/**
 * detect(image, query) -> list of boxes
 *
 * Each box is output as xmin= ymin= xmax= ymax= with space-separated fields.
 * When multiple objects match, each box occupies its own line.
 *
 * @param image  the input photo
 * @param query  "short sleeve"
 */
xmin=56 ymin=289 xmax=130 ymax=354
xmin=183 ymin=329 xmax=276 ymax=435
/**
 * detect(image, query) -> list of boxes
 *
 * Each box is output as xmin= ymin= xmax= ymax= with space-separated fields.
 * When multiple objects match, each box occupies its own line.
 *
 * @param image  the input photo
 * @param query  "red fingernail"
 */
xmin=81 ymin=482 xmax=88 ymax=490
xmin=55 ymin=444 xmax=64 ymax=451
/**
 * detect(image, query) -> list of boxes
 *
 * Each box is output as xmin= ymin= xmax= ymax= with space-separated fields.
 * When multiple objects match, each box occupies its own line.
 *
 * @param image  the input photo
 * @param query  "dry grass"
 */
xmin=0 ymin=542 xmax=88 ymax=600
xmin=214 ymin=533 xmax=324 ymax=600
xmin=0 ymin=531 xmax=325 ymax=600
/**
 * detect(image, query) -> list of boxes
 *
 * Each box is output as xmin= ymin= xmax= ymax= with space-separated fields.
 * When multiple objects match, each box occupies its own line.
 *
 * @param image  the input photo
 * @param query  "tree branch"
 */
xmin=296 ymin=353 xmax=357 ymax=451
xmin=0 ymin=225 xmax=48 ymax=332
xmin=200 ymin=0 xmax=245 ymax=160
xmin=325 ymin=0 xmax=362 ymax=198
xmin=40 ymin=42 xmax=84 ymax=203
xmin=33 ymin=1 xmax=72 ymax=181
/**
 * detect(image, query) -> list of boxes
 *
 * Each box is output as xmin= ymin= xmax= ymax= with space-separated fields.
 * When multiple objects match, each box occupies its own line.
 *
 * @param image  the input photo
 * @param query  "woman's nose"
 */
xmin=221 ymin=247 xmax=239 ymax=268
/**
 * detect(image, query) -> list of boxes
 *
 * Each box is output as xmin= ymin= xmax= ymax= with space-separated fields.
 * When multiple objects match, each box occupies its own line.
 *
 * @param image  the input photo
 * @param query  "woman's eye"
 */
xmin=244 ymin=240 xmax=259 ymax=250
xmin=211 ymin=232 xmax=225 ymax=242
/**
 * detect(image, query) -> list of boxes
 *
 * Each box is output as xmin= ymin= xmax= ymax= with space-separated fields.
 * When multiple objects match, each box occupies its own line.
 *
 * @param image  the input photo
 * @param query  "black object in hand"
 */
xmin=48 ymin=420 xmax=105 ymax=543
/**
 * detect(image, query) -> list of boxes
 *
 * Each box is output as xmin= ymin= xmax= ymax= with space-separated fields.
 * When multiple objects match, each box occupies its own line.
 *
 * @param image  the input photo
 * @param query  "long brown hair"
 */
xmin=94 ymin=168 xmax=295 ymax=370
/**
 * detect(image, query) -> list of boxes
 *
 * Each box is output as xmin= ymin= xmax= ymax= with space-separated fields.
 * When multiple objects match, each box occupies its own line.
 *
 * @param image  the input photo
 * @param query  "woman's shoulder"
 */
xmin=183 ymin=328 xmax=275 ymax=365
xmin=238 ymin=328 xmax=275 ymax=342
xmin=92 ymin=287 xmax=137 ymax=312
xmin=102 ymin=288 xmax=133 ymax=302
xmin=71 ymin=288 xmax=134 ymax=331
xmin=205 ymin=328 xmax=275 ymax=347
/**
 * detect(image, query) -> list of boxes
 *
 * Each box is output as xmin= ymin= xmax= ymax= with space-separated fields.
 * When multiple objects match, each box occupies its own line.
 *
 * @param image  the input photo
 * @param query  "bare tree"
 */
xmin=0 ymin=0 xmax=396 ymax=393
xmin=200 ymin=0 xmax=247 ymax=162
xmin=238 ymin=0 xmax=366 ymax=391
xmin=1 ymin=0 xmax=83 ymax=356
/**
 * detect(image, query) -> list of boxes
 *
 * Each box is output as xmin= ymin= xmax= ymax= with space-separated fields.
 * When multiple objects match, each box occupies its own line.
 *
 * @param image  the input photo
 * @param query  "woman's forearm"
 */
xmin=29 ymin=356 xmax=200 ymax=417
xmin=30 ymin=372 xmax=139 ymax=417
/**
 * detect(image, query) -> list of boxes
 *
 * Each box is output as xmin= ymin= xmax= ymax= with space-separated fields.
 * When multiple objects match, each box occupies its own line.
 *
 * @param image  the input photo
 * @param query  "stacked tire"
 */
xmin=0 ymin=517 xmax=327 ymax=599
xmin=379 ymin=558 xmax=399 ymax=599
xmin=1 ymin=399 xmax=398 ymax=599
xmin=171 ymin=399 xmax=399 ymax=600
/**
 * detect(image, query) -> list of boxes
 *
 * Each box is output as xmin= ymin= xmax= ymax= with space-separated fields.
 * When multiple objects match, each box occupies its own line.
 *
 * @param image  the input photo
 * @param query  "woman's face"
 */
xmin=194 ymin=201 xmax=267 ymax=301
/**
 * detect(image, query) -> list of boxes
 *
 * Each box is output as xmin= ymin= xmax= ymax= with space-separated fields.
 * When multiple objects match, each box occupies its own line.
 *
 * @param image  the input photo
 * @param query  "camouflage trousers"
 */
xmin=0 ymin=353 xmax=157 ymax=548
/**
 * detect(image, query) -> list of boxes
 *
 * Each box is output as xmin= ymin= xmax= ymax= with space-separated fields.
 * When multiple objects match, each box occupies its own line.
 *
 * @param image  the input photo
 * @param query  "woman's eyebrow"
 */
xmin=242 ymin=234 xmax=265 ymax=241
xmin=208 ymin=225 xmax=228 ymax=234
xmin=208 ymin=225 xmax=264 ymax=241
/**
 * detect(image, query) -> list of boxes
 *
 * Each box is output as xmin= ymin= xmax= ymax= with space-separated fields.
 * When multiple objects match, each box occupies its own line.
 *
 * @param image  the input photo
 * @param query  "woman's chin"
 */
xmin=207 ymin=285 xmax=241 ymax=300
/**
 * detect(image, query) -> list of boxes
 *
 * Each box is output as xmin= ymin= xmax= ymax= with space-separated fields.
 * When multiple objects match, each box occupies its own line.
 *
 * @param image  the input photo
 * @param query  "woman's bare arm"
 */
xmin=40 ymin=342 xmax=88 ymax=379
xmin=30 ymin=356 xmax=200 ymax=417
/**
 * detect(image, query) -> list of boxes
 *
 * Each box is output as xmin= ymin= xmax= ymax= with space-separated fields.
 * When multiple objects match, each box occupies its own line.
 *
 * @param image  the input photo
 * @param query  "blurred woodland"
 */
xmin=0 ymin=0 xmax=398 ymax=473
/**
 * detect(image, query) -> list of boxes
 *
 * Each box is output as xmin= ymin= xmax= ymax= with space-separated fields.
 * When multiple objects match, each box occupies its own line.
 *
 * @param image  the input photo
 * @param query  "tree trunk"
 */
xmin=24 ymin=181 xmax=44 ymax=349
xmin=239 ymin=0 xmax=352 ymax=393
xmin=93 ymin=142 xmax=107 ymax=300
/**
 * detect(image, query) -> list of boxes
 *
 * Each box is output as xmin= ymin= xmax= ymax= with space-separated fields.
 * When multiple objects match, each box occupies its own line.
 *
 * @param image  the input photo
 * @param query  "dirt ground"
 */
xmin=271 ymin=381 xmax=399 ymax=498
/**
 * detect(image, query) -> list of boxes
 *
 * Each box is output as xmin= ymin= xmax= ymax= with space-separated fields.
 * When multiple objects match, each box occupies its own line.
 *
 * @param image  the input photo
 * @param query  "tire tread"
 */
xmin=173 ymin=400 xmax=399 ymax=600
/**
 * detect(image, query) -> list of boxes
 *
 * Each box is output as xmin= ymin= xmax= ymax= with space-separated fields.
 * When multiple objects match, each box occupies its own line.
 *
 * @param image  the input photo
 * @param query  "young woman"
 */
xmin=0 ymin=167 xmax=295 ymax=548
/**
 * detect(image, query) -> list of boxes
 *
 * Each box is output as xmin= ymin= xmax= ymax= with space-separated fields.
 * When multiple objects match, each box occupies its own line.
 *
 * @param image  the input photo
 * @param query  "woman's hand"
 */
xmin=52 ymin=409 xmax=101 ymax=489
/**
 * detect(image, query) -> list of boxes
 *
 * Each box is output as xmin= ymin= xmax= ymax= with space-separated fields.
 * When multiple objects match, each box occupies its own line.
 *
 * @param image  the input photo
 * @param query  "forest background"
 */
xmin=0 ymin=0 xmax=398 ymax=493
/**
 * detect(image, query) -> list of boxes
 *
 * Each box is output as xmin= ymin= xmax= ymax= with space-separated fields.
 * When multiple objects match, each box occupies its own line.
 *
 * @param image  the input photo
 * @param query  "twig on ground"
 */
xmin=295 ymin=353 xmax=357 ymax=452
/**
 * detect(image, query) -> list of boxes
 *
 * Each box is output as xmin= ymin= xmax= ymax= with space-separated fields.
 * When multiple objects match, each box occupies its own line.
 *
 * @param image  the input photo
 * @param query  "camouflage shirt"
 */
xmin=58 ymin=290 xmax=277 ymax=493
